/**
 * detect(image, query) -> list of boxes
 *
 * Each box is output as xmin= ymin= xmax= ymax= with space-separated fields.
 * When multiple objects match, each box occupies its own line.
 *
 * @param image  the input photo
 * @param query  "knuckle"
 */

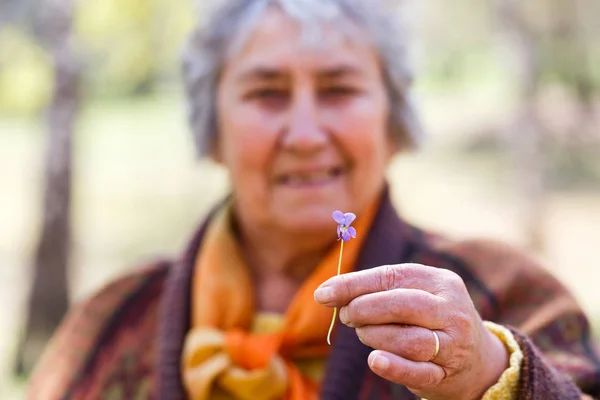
xmin=453 ymin=311 xmax=474 ymax=332
xmin=425 ymin=295 xmax=441 ymax=314
xmin=448 ymin=271 xmax=466 ymax=290
xmin=380 ymin=265 xmax=399 ymax=291
xmin=423 ymin=295 xmax=444 ymax=323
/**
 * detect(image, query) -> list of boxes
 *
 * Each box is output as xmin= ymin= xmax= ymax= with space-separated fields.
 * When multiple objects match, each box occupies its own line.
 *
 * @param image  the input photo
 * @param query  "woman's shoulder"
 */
xmin=423 ymin=232 xmax=548 ymax=279
xmin=62 ymin=258 xmax=173 ymax=332
xmin=28 ymin=258 xmax=173 ymax=399
xmin=426 ymin=232 xmax=574 ymax=295
xmin=81 ymin=258 xmax=173 ymax=311
xmin=421 ymin=233 xmax=581 ymax=322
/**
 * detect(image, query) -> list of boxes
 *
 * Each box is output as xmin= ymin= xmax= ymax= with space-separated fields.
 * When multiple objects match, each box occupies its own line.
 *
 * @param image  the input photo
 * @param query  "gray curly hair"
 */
xmin=182 ymin=0 xmax=421 ymax=157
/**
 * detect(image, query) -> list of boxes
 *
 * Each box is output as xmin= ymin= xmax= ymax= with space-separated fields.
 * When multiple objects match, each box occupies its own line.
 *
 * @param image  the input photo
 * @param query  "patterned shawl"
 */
xmin=28 ymin=188 xmax=600 ymax=399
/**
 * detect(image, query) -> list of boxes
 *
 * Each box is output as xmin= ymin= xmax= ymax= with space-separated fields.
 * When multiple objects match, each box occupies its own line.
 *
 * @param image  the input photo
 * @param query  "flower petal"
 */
xmin=342 ymin=230 xmax=351 ymax=242
xmin=347 ymin=226 xmax=357 ymax=239
xmin=337 ymin=225 xmax=342 ymax=239
xmin=332 ymin=210 xmax=346 ymax=224
xmin=343 ymin=212 xmax=356 ymax=226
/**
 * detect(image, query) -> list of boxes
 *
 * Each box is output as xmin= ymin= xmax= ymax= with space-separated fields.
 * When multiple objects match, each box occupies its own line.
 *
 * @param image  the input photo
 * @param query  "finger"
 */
xmin=314 ymin=263 xmax=450 ymax=307
xmin=368 ymin=350 xmax=445 ymax=393
xmin=356 ymin=325 xmax=448 ymax=363
xmin=339 ymin=289 xmax=445 ymax=329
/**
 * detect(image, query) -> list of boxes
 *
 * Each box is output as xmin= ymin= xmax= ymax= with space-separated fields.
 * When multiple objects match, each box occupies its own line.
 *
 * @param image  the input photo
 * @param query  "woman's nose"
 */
xmin=280 ymin=91 xmax=327 ymax=154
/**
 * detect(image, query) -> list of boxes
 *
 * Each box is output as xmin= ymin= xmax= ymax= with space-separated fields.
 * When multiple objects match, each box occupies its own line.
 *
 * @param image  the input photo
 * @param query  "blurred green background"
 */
xmin=2 ymin=0 xmax=600 ymax=398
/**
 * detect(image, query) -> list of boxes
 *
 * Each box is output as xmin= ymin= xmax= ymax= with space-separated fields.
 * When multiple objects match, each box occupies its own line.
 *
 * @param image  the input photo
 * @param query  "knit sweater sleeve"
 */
xmin=434 ymin=238 xmax=600 ymax=399
xmin=481 ymin=322 xmax=523 ymax=400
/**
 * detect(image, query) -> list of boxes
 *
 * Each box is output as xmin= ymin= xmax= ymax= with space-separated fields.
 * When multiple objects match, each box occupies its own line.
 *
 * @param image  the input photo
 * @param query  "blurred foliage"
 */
xmin=75 ymin=0 xmax=156 ymax=96
xmin=0 ymin=27 xmax=53 ymax=114
xmin=0 ymin=0 xmax=599 ymax=117
xmin=75 ymin=0 xmax=195 ymax=97
xmin=0 ymin=0 xmax=195 ymax=114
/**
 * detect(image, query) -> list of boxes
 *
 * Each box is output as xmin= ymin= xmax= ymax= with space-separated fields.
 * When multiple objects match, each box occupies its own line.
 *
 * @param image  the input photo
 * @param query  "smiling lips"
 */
xmin=276 ymin=166 xmax=345 ymax=186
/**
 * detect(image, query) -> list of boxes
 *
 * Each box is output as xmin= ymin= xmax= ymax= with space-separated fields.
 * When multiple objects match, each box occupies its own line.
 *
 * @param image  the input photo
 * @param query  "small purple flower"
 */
xmin=332 ymin=210 xmax=357 ymax=242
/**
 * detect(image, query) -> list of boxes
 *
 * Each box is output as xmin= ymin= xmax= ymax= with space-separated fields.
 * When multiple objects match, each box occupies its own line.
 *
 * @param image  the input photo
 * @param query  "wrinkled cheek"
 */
xmin=228 ymin=147 xmax=273 ymax=212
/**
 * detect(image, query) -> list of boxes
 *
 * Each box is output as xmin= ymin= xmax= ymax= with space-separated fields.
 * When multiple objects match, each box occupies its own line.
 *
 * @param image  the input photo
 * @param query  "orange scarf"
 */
xmin=181 ymin=201 xmax=378 ymax=400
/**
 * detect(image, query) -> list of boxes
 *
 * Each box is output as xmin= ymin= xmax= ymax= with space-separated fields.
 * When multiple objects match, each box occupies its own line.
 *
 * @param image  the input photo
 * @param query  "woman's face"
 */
xmin=216 ymin=8 xmax=394 ymax=234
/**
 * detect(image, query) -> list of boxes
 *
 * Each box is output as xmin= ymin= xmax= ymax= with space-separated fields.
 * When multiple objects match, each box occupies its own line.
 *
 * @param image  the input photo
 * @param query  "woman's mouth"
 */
xmin=276 ymin=166 xmax=346 ymax=186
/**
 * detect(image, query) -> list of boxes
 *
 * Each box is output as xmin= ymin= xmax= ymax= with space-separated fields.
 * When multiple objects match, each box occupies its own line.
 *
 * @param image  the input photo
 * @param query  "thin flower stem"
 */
xmin=327 ymin=240 xmax=344 ymax=345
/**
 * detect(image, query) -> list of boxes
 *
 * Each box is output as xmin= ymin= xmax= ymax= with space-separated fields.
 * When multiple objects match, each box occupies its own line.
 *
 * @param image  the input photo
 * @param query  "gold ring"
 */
xmin=428 ymin=331 xmax=440 ymax=362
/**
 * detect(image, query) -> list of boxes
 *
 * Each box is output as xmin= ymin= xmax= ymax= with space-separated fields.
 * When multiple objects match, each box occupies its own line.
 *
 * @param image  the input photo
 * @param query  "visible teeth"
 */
xmin=288 ymin=171 xmax=329 ymax=184
xmin=281 ymin=169 xmax=343 ymax=184
xmin=278 ymin=167 xmax=344 ymax=185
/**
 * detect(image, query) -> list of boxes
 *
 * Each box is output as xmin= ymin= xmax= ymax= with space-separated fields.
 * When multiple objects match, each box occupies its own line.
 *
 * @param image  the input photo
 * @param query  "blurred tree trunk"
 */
xmin=493 ymin=0 xmax=546 ymax=251
xmin=550 ymin=0 xmax=596 ymax=142
xmin=15 ymin=0 xmax=79 ymax=376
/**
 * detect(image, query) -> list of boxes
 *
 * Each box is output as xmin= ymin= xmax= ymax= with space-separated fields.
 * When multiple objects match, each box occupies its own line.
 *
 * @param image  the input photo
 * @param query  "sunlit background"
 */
xmin=1 ymin=0 xmax=600 ymax=397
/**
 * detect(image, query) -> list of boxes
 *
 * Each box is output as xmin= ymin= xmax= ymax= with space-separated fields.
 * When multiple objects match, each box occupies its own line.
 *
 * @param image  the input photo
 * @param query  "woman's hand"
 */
xmin=314 ymin=263 xmax=509 ymax=400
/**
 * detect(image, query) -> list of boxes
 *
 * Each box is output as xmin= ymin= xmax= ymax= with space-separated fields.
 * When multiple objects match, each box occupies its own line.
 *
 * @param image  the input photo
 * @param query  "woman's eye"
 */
xmin=245 ymin=89 xmax=289 ymax=108
xmin=247 ymin=89 xmax=287 ymax=100
xmin=320 ymin=86 xmax=358 ymax=100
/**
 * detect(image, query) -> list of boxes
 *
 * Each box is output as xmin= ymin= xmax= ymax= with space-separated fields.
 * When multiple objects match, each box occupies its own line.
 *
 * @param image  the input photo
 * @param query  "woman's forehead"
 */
xmin=225 ymin=7 xmax=378 ymax=77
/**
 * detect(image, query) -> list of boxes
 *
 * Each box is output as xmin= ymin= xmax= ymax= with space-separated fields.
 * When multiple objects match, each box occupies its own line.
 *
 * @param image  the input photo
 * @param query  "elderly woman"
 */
xmin=29 ymin=0 xmax=599 ymax=399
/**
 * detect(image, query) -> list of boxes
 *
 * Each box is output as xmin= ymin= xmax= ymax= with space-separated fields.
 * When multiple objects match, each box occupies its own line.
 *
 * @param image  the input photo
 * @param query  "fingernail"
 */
xmin=314 ymin=286 xmax=334 ymax=304
xmin=339 ymin=307 xmax=353 ymax=327
xmin=370 ymin=354 xmax=389 ymax=371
